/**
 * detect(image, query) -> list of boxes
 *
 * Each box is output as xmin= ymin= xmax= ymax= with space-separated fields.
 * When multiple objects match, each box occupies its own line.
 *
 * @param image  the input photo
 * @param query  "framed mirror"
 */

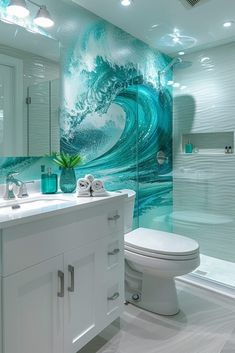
xmin=0 ymin=20 xmax=60 ymax=157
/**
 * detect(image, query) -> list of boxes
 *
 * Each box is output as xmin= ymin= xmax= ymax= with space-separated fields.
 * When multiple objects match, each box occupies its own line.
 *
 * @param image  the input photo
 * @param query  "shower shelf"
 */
xmin=181 ymin=131 xmax=234 ymax=155
xmin=180 ymin=152 xmax=234 ymax=156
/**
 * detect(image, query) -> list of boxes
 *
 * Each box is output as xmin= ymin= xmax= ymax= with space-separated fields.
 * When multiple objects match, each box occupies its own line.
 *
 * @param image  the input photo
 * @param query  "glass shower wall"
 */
xmin=173 ymin=41 xmax=235 ymax=289
xmin=137 ymin=58 xmax=173 ymax=233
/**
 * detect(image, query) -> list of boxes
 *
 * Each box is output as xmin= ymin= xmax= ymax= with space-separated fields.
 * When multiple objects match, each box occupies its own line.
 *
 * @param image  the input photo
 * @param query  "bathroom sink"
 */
xmin=0 ymin=196 xmax=75 ymax=215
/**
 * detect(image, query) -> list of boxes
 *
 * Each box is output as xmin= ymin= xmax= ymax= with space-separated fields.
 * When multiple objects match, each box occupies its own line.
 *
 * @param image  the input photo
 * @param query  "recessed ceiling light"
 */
xmin=151 ymin=24 xmax=159 ymax=29
xmin=223 ymin=21 xmax=233 ymax=28
xmin=180 ymin=85 xmax=187 ymax=90
xmin=120 ymin=0 xmax=132 ymax=6
xmin=167 ymin=80 xmax=174 ymax=86
xmin=173 ymin=82 xmax=180 ymax=88
xmin=178 ymin=51 xmax=185 ymax=56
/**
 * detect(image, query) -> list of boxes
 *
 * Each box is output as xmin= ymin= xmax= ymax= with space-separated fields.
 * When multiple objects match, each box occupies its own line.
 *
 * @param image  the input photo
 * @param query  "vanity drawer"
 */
xmin=1 ymin=201 xmax=124 ymax=276
xmin=106 ymin=236 xmax=124 ymax=270
xmin=104 ymin=273 xmax=125 ymax=325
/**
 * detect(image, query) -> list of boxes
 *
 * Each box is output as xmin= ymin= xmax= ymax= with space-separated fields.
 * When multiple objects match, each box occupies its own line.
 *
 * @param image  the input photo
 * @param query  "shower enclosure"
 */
xmin=137 ymin=42 xmax=235 ymax=294
xmin=26 ymin=79 xmax=60 ymax=156
xmin=171 ymin=41 xmax=235 ymax=292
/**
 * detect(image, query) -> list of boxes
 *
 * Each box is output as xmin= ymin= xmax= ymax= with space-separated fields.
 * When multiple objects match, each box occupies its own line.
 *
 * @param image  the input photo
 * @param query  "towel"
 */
xmin=85 ymin=174 xmax=95 ymax=183
xmin=91 ymin=179 xmax=108 ymax=197
xmin=77 ymin=178 xmax=91 ymax=197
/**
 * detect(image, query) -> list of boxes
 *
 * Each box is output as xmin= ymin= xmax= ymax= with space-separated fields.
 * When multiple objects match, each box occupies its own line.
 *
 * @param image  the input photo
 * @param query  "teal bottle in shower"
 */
xmin=185 ymin=140 xmax=193 ymax=154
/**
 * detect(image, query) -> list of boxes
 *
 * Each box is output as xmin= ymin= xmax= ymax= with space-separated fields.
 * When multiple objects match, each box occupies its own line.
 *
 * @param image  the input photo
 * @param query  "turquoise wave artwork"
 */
xmin=61 ymin=21 xmax=173 ymax=231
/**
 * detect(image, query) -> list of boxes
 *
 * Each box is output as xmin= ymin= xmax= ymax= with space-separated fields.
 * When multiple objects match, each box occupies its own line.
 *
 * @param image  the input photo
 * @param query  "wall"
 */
xmin=61 ymin=16 xmax=173 ymax=228
xmin=0 ymin=1 xmax=173 ymax=230
xmin=173 ymin=42 xmax=235 ymax=262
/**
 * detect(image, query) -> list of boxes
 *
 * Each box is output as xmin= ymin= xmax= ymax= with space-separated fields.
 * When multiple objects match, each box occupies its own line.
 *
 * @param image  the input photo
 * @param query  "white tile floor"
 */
xmin=79 ymin=282 xmax=235 ymax=353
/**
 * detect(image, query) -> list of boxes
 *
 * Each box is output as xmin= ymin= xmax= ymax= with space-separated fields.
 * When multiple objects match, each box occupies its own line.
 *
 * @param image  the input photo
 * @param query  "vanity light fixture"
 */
xmin=7 ymin=0 xmax=54 ymax=28
xmin=33 ymin=5 xmax=54 ymax=28
xmin=178 ymin=51 xmax=185 ymax=56
xmin=120 ymin=0 xmax=132 ymax=7
xmin=7 ymin=0 xmax=30 ymax=18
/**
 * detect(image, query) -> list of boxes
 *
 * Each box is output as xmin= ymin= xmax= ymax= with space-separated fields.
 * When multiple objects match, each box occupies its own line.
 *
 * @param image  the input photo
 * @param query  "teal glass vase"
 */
xmin=60 ymin=168 xmax=77 ymax=193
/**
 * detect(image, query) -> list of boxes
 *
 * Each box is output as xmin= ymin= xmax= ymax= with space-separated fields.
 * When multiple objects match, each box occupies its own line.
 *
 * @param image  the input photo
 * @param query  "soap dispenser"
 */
xmin=41 ymin=166 xmax=58 ymax=194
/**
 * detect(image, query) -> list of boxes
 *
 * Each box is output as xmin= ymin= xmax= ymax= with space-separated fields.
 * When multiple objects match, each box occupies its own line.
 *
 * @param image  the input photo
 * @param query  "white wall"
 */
xmin=173 ymin=42 xmax=235 ymax=263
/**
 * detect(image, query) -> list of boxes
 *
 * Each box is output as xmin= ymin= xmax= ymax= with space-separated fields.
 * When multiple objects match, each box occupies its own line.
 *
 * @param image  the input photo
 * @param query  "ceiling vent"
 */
xmin=185 ymin=0 xmax=201 ymax=6
xmin=179 ymin=0 xmax=210 ymax=8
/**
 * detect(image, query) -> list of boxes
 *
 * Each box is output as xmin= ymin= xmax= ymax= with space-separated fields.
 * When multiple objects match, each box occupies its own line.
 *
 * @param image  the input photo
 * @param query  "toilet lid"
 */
xmin=125 ymin=228 xmax=199 ymax=257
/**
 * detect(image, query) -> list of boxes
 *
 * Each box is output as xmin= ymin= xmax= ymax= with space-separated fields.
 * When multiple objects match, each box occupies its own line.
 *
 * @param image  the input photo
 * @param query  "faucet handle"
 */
xmin=17 ymin=181 xmax=35 ymax=198
xmin=6 ymin=171 xmax=19 ymax=179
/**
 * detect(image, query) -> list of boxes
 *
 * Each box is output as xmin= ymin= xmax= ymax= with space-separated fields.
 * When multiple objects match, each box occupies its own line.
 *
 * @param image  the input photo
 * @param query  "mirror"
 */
xmin=0 ymin=20 xmax=60 ymax=157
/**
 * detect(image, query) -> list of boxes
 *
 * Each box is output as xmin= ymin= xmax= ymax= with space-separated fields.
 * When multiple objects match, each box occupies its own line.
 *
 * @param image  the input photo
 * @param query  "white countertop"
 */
xmin=0 ymin=192 xmax=126 ymax=229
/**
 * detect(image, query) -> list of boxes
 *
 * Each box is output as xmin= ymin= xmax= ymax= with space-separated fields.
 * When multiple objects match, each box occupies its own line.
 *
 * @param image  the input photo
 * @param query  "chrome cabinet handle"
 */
xmin=108 ymin=292 xmax=120 ymax=301
xmin=108 ymin=214 xmax=120 ymax=221
xmin=57 ymin=271 xmax=64 ymax=298
xmin=68 ymin=265 xmax=75 ymax=292
xmin=108 ymin=248 xmax=120 ymax=256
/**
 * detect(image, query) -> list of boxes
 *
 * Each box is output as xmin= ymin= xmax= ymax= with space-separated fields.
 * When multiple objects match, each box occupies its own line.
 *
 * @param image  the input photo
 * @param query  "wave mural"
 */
xmin=61 ymin=21 xmax=173 ymax=230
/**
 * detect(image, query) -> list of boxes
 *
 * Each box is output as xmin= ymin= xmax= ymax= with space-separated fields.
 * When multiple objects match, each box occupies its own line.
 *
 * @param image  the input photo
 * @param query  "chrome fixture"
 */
xmin=3 ymin=172 xmax=34 ymax=200
xmin=157 ymin=151 xmax=169 ymax=165
xmin=107 ymin=292 xmax=120 ymax=301
xmin=4 ymin=172 xmax=22 ymax=200
xmin=7 ymin=0 xmax=54 ymax=27
xmin=17 ymin=180 xmax=35 ymax=198
xmin=161 ymin=57 xmax=183 ymax=75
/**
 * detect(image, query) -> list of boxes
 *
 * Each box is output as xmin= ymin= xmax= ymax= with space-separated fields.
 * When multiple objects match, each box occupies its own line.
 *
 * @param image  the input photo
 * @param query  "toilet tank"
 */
xmin=118 ymin=189 xmax=136 ymax=234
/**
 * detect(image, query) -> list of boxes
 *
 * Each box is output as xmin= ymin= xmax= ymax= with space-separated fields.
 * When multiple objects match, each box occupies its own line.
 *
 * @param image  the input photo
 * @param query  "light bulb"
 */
xmin=34 ymin=6 xmax=54 ymax=28
xmin=7 ymin=0 xmax=29 ymax=18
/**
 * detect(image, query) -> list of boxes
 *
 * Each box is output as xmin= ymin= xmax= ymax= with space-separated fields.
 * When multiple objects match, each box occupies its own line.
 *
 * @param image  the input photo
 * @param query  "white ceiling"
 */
xmin=72 ymin=0 xmax=235 ymax=55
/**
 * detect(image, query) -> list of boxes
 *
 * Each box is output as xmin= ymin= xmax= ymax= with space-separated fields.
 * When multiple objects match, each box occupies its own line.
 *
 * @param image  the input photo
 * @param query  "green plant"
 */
xmin=53 ymin=152 xmax=82 ymax=169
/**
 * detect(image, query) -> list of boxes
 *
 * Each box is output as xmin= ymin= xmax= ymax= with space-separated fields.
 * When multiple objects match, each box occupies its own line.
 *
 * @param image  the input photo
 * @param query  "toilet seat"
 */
xmin=125 ymin=228 xmax=199 ymax=261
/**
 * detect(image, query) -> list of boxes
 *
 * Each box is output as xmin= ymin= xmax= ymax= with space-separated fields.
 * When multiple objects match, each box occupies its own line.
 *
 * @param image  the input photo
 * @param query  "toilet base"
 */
xmin=141 ymin=274 xmax=179 ymax=315
xmin=127 ymin=272 xmax=180 ymax=316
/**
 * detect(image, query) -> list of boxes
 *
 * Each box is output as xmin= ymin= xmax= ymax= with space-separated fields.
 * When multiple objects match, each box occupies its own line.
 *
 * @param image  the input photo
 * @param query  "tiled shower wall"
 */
xmin=173 ymin=42 xmax=235 ymax=263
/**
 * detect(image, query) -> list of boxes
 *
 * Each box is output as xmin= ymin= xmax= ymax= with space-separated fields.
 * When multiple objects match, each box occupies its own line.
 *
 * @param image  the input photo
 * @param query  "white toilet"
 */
xmin=120 ymin=189 xmax=200 ymax=316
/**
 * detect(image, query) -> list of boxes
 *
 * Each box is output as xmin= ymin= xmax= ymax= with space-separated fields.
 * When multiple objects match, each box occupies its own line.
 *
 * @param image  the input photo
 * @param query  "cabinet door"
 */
xmin=3 ymin=256 xmax=64 ymax=353
xmin=64 ymin=241 xmax=104 ymax=353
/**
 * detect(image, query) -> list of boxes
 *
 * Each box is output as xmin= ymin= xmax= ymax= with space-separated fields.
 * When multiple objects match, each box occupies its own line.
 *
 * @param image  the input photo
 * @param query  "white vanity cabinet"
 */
xmin=3 ymin=255 xmax=64 ymax=353
xmin=0 ymin=195 xmax=125 ymax=353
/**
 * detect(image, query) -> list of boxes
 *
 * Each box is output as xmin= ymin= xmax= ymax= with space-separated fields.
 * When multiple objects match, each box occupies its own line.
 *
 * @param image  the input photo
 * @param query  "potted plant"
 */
xmin=53 ymin=152 xmax=82 ymax=193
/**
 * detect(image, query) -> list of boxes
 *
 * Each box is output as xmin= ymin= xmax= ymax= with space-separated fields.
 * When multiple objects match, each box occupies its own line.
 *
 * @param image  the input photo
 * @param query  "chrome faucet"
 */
xmin=3 ymin=172 xmax=34 ymax=200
